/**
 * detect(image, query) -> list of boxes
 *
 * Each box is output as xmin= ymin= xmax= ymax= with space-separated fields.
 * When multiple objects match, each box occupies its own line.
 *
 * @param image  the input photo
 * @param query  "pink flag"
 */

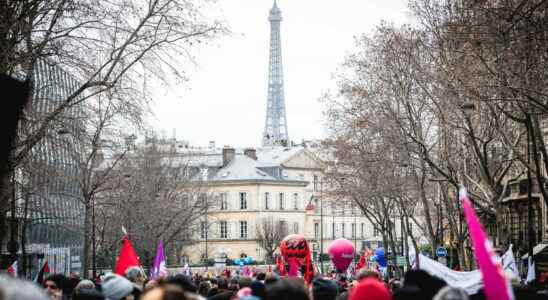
xmin=459 ymin=187 xmax=513 ymax=300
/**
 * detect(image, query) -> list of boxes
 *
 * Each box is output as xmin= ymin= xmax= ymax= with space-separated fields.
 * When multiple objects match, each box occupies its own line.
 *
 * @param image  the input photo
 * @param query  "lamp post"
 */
xmin=525 ymin=113 xmax=534 ymax=257
xmin=319 ymin=177 xmax=324 ymax=274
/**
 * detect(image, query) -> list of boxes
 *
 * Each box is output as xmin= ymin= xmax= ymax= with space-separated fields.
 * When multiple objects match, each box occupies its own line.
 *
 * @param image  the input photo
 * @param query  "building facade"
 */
xmin=181 ymin=146 xmax=382 ymax=264
xmin=21 ymin=59 xmax=85 ymax=276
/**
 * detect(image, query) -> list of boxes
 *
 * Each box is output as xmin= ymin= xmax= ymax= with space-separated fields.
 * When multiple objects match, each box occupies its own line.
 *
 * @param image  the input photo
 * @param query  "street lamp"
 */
xmin=319 ymin=176 xmax=324 ymax=274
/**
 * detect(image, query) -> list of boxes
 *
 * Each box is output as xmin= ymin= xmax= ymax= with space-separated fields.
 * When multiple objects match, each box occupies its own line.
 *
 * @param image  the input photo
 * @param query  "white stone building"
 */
xmin=181 ymin=146 xmax=385 ymax=264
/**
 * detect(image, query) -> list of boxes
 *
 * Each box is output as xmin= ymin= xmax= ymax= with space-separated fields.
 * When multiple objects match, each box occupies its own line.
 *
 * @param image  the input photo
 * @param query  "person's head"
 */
xmin=349 ymin=278 xmax=391 ymax=300
xmin=433 ymin=286 xmax=469 ymax=300
xmin=74 ymin=279 xmax=96 ymax=294
xmin=0 ymin=275 xmax=49 ymax=300
xmin=217 ymin=277 xmax=228 ymax=290
xmin=43 ymin=274 xmax=69 ymax=299
xmin=393 ymin=285 xmax=421 ymax=300
xmin=141 ymin=284 xmax=186 ymax=300
xmin=166 ymin=274 xmax=197 ymax=293
xmin=264 ymin=273 xmax=278 ymax=287
xmin=240 ymin=276 xmax=253 ymax=288
xmin=388 ymin=279 xmax=402 ymax=292
xmin=251 ymin=280 xmax=266 ymax=299
xmin=356 ymin=269 xmax=380 ymax=282
xmin=311 ymin=278 xmax=338 ymax=300
xmin=256 ymin=273 xmax=266 ymax=281
xmin=198 ymin=281 xmax=211 ymax=297
xmin=266 ymin=278 xmax=310 ymax=300
xmin=403 ymin=269 xmax=446 ymax=299
xmin=228 ymin=278 xmax=240 ymax=291
xmin=101 ymin=274 xmax=135 ymax=300
xmin=125 ymin=267 xmax=146 ymax=285
xmin=72 ymin=288 xmax=105 ymax=300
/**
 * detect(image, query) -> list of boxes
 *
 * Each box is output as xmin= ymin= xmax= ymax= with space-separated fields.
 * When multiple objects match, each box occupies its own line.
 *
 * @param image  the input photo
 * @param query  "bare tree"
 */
xmin=95 ymin=138 xmax=212 ymax=269
xmin=0 ymin=0 xmax=226 ymax=249
xmin=255 ymin=216 xmax=289 ymax=264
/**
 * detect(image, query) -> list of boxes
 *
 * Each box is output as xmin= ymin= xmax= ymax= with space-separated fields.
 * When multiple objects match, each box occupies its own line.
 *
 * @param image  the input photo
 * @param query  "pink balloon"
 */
xmin=328 ymin=239 xmax=355 ymax=273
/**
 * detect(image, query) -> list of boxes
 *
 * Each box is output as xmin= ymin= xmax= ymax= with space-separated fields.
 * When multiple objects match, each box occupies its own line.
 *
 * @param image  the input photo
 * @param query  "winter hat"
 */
xmin=312 ymin=278 xmax=338 ymax=300
xmin=75 ymin=279 xmax=96 ymax=292
xmin=349 ymin=278 xmax=391 ymax=300
xmin=101 ymin=274 xmax=134 ymax=300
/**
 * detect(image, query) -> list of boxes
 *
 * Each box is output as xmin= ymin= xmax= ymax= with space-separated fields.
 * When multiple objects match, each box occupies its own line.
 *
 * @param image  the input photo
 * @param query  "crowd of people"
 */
xmin=2 ymin=266 xmax=548 ymax=300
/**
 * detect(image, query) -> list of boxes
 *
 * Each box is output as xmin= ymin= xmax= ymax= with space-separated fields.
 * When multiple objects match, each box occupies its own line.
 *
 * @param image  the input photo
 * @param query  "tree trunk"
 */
xmin=82 ymin=200 xmax=91 ymax=278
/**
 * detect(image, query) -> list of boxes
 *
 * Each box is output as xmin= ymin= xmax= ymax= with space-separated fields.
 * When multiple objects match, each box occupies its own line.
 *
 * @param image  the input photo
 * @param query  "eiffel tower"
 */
xmin=262 ymin=0 xmax=289 ymax=147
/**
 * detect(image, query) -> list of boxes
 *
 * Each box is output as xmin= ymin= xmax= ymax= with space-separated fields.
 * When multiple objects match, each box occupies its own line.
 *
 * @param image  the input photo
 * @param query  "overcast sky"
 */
xmin=148 ymin=0 xmax=412 ymax=148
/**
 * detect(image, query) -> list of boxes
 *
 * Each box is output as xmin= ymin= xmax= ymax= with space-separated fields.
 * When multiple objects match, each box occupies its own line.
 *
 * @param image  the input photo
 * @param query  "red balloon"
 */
xmin=280 ymin=234 xmax=309 ymax=262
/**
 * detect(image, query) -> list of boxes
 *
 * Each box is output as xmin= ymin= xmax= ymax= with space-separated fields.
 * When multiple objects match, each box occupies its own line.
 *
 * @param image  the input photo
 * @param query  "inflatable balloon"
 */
xmin=374 ymin=247 xmax=387 ymax=268
xmin=280 ymin=234 xmax=310 ymax=262
xmin=280 ymin=234 xmax=312 ymax=279
xmin=327 ymin=239 xmax=355 ymax=273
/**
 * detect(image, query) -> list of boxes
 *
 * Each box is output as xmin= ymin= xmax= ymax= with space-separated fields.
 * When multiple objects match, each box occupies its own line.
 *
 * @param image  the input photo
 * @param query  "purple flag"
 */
xmin=150 ymin=240 xmax=168 ymax=279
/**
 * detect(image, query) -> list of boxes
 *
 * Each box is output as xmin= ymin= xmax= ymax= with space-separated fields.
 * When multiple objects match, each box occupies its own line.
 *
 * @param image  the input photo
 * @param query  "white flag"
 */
xmin=526 ymin=257 xmax=535 ymax=284
xmin=501 ymin=244 xmax=519 ymax=279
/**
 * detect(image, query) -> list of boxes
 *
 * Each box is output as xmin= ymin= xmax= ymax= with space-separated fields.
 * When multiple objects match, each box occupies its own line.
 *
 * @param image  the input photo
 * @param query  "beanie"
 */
xmin=101 ymin=274 xmax=134 ymax=300
xmin=349 ymin=278 xmax=391 ymax=300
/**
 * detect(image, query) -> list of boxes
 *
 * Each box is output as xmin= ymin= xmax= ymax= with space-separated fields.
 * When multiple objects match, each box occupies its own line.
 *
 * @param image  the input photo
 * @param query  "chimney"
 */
xmin=222 ymin=146 xmax=235 ymax=167
xmin=244 ymin=148 xmax=257 ymax=160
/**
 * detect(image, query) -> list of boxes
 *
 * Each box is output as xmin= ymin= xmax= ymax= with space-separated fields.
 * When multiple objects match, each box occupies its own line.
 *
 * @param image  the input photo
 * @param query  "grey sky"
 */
xmin=148 ymin=0 xmax=411 ymax=148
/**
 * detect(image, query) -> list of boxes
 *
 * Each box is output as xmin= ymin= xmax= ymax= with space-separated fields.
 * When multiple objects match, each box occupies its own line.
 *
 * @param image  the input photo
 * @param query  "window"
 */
xmin=293 ymin=193 xmax=299 ymax=210
xmin=279 ymin=220 xmax=288 ymax=232
xmin=293 ymin=222 xmax=299 ymax=234
xmin=265 ymin=192 xmax=270 ymax=210
xmin=240 ymin=221 xmax=248 ymax=238
xmin=342 ymin=223 xmax=346 ymax=238
xmin=279 ymin=193 xmax=284 ymax=210
xmin=361 ymin=223 xmax=365 ymax=238
xmin=240 ymin=192 xmax=247 ymax=210
xmin=200 ymin=221 xmax=207 ymax=239
xmin=314 ymin=223 xmax=319 ymax=238
xmin=220 ymin=193 xmax=228 ymax=210
xmin=314 ymin=199 xmax=319 ymax=214
xmin=332 ymin=223 xmax=336 ymax=239
xmin=313 ymin=175 xmax=319 ymax=191
xmin=373 ymin=226 xmax=380 ymax=237
xmin=352 ymin=223 xmax=356 ymax=238
xmin=220 ymin=221 xmax=228 ymax=239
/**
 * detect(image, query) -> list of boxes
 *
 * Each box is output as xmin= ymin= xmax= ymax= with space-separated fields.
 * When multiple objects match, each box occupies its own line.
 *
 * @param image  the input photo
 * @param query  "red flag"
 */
xmin=7 ymin=261 xmax=17 ymax=277
xmin=114 ymin=235 xmax=141 ymax=275
xmin=356 ymin=252 xmax=366 ymax=271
